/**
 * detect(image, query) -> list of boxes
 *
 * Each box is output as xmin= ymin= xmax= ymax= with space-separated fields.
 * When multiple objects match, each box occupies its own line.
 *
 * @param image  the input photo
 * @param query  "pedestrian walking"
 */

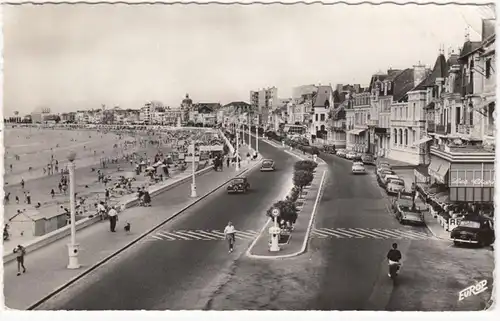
xmin=15 ymin=195 xmax=20 ymax=204
xmin=108 ymin=206 xmax=118 ymax=232
xmin=226 ymin=157 xmax=230 ymax=168
xmin=26 ymin=191 xmax=31 ymax=205
xmin=50 ymin=189 xmax=55 ymax=198
xmin=13 ymin=245 xmax=27 ymax=276
xmin=224 ymin=221 xmax=236 ymax=253
xmin=20 ymin=179 xmax=25 ymax=189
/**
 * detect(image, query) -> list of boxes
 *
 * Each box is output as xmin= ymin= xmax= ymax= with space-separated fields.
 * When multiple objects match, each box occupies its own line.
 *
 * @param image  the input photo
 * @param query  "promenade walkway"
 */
xmin=3 ymin=145 xmax=257 ymax=310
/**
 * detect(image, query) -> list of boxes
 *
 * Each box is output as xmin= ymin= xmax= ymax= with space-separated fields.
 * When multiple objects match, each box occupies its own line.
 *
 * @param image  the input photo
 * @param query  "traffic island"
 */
xmin=246 ymin=160 xmax=327 ymax=259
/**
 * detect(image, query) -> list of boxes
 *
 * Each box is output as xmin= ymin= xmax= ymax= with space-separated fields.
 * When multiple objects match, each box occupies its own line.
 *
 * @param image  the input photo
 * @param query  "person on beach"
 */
xmin=9 ymin=164 xmax=13 ymax=172
xmin=108 ymin=206 xmax=118 ymax=232
xmin=25 ymin=191 xmax=31 ymax=205
xmin=15 ymin=195 xmax=20 ymax=204
xmin=51 ymin=188 xmax=55 ymax=198
xmin=13 ymin=245 xmax=27 ymax=276
xmin=20 ymin=179 xmax=25 ymax=189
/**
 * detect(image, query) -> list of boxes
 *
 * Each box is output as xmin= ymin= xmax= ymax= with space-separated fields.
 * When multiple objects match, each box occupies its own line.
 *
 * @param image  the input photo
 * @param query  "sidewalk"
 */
xmin=394 ymin=169 xmax=450 ymax=240
xmin=376 ymin=157 xmax=415 ymax=169
xmin=247 ymin=156 xmax=327 ymax=258
xmin=3 ymin=145 xmax=259 ymax=310
xmin=3 ymin=150 xmax=186 ymax=254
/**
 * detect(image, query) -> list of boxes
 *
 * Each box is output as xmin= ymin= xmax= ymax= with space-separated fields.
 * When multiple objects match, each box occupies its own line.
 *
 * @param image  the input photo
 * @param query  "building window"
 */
xmin=315 ymin=114 xmax=318 ymax=122
xmin=405 ymin=106 xmax=408 ymax=119
xmin=486 ymin=59 xmax=491 ymax=79
xmin=404 ymin=129 xmax=408 ymax=146
xmin=398 ymin=129 xmax=402 ymax=145
xmin=393 ymin=129 xmax=397 ymax=144
xmin=320 ymin=113 xmax=325 ymax=121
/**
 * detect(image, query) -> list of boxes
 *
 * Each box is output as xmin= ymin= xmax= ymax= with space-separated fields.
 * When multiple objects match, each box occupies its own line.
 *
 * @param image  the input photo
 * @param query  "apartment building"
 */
xmin=426 ymin=20 xmax=495 ymax=204
xmin=347 ymin=91 xmax=371 ymax=153
xmin=311 ymin=85 xmax=334 ymax=143
xmin=328 ymin=99 xmax=348 ymax=148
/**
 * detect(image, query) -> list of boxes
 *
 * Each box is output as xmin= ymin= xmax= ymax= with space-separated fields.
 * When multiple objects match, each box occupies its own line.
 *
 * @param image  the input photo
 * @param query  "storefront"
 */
xmin=427 ymin=155 xmax=494 ymax=203
xmin=448 ymin=162 xmax=495 ymax=202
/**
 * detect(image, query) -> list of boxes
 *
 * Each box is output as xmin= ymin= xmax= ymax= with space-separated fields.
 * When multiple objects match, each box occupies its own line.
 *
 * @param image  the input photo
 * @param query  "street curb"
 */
xmin=26 ymin=159 xmax=263 ymax=310
xmin=246 ymin=169 xmax=327 ymax=260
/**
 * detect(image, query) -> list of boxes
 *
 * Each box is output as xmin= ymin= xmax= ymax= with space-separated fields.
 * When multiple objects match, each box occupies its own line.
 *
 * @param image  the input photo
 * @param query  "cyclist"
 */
xmin=224 ymin=221 xmax=236 ymax=253
xmin=386 ymin=243 xmax=402 ymax=277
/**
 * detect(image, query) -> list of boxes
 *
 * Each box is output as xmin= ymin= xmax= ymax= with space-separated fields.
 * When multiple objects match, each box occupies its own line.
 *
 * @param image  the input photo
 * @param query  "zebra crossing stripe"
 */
xmin=321 ymin=228 xmax=352 ymax=238
xmin=337 ymin=228 xmax=366 ymax=238
xmin=398 ymin=230 xmax=431 ymax=240
xmin=151 ymin=235 xmax=164 ymax=240
xmin=157 ymin=232 xmax=177 ymax=240
xmin=355 ymin=228 xmax=388 ymax=239
xmin=235 ymin=230 xmax=258 ymax=238
xmin=175 ymin=231 xmax=206 ymax=240
xmin=384 ymin=229 xmax=425 ymax=240
xmin=194 ymin=230 xmax=222 ymax=240
xmin=310 ymin=230 xmax=330 ymax=238
xmin=312 ymin=229 xmax=337 ymax=238
xmin=164 ymin=231 xmax=192 ymax=240
xmin=367 ymin=229 xmax=404 ymax=239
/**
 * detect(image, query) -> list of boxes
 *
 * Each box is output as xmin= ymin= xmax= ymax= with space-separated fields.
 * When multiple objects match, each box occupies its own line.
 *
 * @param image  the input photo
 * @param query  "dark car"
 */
xmin=227 ymin=177 xmax=250 ymax=194
xmin=322 ymin=145 xmax=336 ymax=155
xmin=260 ymin=159 xmax=275 ymax=172
xmin=391 ymin=192 xmax=425 ymax=225
xmin=361 ymin=153 xmax=375 ymax=165
xmin=450 ymin=216 xmax=495 ymax=247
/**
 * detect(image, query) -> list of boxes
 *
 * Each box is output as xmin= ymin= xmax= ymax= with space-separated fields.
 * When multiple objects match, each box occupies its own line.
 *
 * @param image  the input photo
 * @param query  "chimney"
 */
xmin=413 ymin=61 xmax=427 ymax=87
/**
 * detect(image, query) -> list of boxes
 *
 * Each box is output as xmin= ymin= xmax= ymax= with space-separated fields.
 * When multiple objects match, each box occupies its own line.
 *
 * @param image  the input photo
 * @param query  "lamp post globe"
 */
xmin=67 ymin=151 xmax=77 ymax=162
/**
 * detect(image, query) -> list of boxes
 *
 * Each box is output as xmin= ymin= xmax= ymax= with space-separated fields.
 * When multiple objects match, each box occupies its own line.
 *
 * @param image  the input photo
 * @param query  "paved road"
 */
xmin=37 ymin=135 xmax=297 ymax=310
xmin=36 ymin=143 xmax=494 ymax=310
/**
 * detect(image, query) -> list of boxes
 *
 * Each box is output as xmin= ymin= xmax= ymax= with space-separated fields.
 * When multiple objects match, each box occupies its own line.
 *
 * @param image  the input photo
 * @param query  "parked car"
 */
xmin=361 ymin=154 xmax=376 ymax=165
xmin=450 ymin=216 xmax=495 ymax=247
xmin=381 ymin=174 xmax=400 ymax=187
xmin=336 ymin=149 xmax=347 ymax=158
xmin=323 ymin=145 xmax=336 ymax=154
xmin=376 ymin=163 xmax=392 ymax=175
xmin=227 ymin=177 xmax=250 ymax=194
xmin=346 ymin=151 xmax=357 ymax=160
xmin=260 ymin=159 xmax=275 ymax=172
xmin=391 ymin=192 xmax=425 ymax=225
xmin=351 ymin=162 xmax=366 ymax=174
xmin=386 ymin=178 xmax=405 ymax=195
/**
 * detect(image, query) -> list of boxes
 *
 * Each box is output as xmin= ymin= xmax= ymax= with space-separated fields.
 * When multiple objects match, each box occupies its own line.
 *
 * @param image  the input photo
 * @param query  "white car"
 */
xmin=352 ymin=162 xmax=366 ymax=174
xmin=386 ymin=178 xmax=405 ymax=195
xmin=336 ymin=149 xmax=346 ymax=158
xmin=346 ymin=151 xmax=357 ymax=160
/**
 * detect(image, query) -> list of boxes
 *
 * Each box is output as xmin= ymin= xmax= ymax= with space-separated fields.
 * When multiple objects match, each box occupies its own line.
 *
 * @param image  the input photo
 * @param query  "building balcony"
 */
xmin=427 ymin=122 xmax=435 ymax=133
xmin=367 ymin=119 xmax=378 ymax=127
xmin=461 ymin=82 xmax=474 ymax=96
xmin=456 ymin=124 xmax=472 ymax=135
xmin=435 ymin=123 xmax=451 ymax=135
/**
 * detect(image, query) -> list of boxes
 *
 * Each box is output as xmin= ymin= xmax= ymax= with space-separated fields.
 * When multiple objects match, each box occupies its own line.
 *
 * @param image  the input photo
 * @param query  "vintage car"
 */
xmin=336 ymin=149 xmax=347 ymax=158
xmin=450 ymin=216 xmax=495 ymax=247
xmin=386 ymin=178 xmax=405 ymax=195
xmin=377 ymin=170 xmax=396 ymax=186
xmin=376 ymin=164 xmax=392 ymax=176
xmin=260 ymin=159 xmax=276 ymax=172
xmin=346 ymin=151 xmax=357 ymax=160
xmin=325 ymin=145 xmax=337 ymax=154
xmin=361 ymin=153 xmax=376 ymax=165
xmin=227 ymin=177 xmax=250 ymax=194
xmin=391 ymin=192 xmax=425 ymax=225
xmin=351 ymin=161 xmax=366 ymax=174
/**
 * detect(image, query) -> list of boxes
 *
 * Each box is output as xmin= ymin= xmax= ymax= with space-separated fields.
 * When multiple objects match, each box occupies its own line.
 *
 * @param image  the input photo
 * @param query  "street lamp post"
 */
xmin=235 ymin=120 xmax=240 ymax=171
xmin=67 ymin=151 xmax=80 ymax=269
xmin=255 ymin=115 xmax=259 ymax=154
xmin=190 ymin=143 xmax=197 ymax=197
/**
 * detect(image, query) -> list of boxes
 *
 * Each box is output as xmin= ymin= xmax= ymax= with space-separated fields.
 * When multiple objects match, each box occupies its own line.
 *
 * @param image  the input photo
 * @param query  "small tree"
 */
xmin=294 ymin=160 xmax=317 ymax=173
xmin=286 ymin=186 xmax=301 ymax=202
xmin=293 ymin=170 xmax=314 ymax=191
xmin=266 ymin=200 xmax=298 ymax=225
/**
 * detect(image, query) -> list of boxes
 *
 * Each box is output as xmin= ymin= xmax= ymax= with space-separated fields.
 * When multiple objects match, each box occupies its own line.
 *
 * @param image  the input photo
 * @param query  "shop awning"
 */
xmin=413 ymin=136 xmax=432 ymax=146
xmin=428 ymin=157 xmax=450 ymax=184
xmin=347 ymin=128 xmax=367 ymax=136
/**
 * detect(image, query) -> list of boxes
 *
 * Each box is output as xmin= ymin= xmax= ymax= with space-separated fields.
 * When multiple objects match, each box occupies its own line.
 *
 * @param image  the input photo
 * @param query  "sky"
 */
xmin=2 ymin=2 xmax=495 ymax=116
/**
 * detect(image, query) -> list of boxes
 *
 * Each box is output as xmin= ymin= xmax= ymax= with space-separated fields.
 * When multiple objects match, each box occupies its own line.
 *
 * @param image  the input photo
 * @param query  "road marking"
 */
xmin=322 ymin=228 xmax=353 ymax=238
xmin=175 ymin=231 xmax=204 ymax=240
xmin=156 ymin=232 xmax=177 ymax=240
xmin=194 ymin=230 xmax=221 ymax=240
xmin=337 ymin=228 xmax=366 ymax=238
xmin=356 ymin=228 xmax=388 ymax=239
xmin=165 ymin=231 xmax=192 ymax=240
xmin=312 ymin=228 xmax=435 ymax=241
xmin=150 ymin=235 xmax=164 ymax=240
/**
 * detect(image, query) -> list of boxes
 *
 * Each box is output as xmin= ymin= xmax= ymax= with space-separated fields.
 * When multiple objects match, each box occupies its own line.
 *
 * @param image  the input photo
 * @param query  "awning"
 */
xmin=413 ymin=136 xmax=432 ymax=146
xmin=347 ymin=128 xmax=367 ymax=136
xmin=428 ymin=157 xmax=450 ymax=184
